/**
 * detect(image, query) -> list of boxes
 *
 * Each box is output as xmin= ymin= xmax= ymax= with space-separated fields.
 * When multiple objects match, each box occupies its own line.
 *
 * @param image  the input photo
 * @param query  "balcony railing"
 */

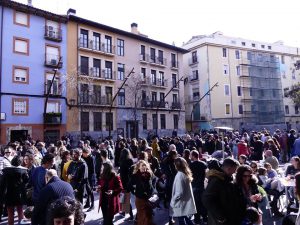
xmin=78 ymin=38 xmax=115 ymax=55
xmin=189 ymin=74 xmax=199 ymax=81
xmin=44 ymin=83 xmax=62 ymax=96
xmin=44 ymin=113 xmax=62 ymax=124
xmin=45 ymin=54 xmax=63 ymax=68
xmin=79 ymin=94 xmax=112 ymax=105
xmin=189 ymin=56 xmax=198 ymax=65
xmin=139 ymin=54 xmax=167 ymax=66
xmin=78 ymin=66 xmax=116 ymax=80
xmin=171 ymin=102 xmax=181 ymax=109
xmin=141 ymin=100 xmax=167 ymax=108
xmin=151 ymin=78 xmax=168 ymax=87
xmin=171 ymin=60 xmax=179 ymax=69
xmin=44 ymin=25 xmax=62 ymax=41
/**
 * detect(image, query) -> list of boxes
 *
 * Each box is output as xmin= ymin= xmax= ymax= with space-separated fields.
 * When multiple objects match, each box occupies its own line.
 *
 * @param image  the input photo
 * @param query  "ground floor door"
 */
xmin=126 ymin=121 xmax=138 ymax=139
xmin=44 ymin=130 xmax=60 ymax=145
xmin=10 ymin=130 xmax=28 ymax=143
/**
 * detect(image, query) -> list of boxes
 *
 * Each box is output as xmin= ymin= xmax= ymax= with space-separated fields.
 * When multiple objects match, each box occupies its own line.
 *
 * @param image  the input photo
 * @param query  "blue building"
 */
xmin=0 ymin=0 xmax=68 ymax=143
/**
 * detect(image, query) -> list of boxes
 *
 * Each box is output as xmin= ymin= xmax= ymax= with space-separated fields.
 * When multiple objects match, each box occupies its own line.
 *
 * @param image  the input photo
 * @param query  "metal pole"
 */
xmin=108 ymin=68 xmax=134 ymax=137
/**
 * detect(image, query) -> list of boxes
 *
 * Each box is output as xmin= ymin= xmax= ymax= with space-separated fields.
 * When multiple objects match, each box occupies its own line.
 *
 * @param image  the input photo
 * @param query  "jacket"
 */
xmin=202 ymin=169 xmax=245 ymax=225
xmin=170 ymin=171 xmax=197 ymax=217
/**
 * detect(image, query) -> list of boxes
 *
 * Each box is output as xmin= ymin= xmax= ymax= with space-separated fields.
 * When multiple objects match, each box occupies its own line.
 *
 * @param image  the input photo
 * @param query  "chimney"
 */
xmin=27 ymin=0 xmax=32 ymax=6
xmin=131 ymin=23 xmax=139 ymax=34
xmin=67 ymin=8 xmax=76 ymax=16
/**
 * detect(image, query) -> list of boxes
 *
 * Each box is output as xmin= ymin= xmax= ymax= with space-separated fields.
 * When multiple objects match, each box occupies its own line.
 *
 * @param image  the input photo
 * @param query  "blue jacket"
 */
xmin=31 ymin=166 xmax=47 ymax=203
xmin=32 ymin=176 xmax=75 ymax=225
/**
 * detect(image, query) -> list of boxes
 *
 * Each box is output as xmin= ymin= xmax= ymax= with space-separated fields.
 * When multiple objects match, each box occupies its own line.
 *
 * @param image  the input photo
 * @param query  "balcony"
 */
xmin=78 ymin=38 xmax=115 ymax=56
xmin=44 ymin=83 xmax=62 ymax=96
xmin=171 ymin=60 xmax=179 ymax=70
xmin=44 ymin=26 xmax=62 ymax=42
xmin=139 ymin=54 xmax=167 ymax=67
xmin=140 ymin=77 xmax=168 ymax=88
xmin=78 ymin=66 xmax=116 ymax=81
xmin=189 ymin=56 xmax=198 ymax=65
xmin=44 ymin=113 xmax=62 ymax=125
xmin=79 ymin=94 xmax=113 ymax=106
xmin=171 ymin=102 xmax=181 ymax=109
xmin=189 ymin=74 xmax=199 ymax=82
xmin=45 ymin=54 xmax=63 ymax=68
xmin=141 ymin=100 xmax=168 ymax=108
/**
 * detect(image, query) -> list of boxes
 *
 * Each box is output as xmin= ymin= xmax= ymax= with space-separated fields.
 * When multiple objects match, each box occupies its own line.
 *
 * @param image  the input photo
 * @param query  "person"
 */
xmin=98 ymin=162 xmax=123 ymax=225
xmin=31 ymin=153 xmax=55 ymax=204
xmin=250 ymin=136 xmax=264 ymax=161
xmin=151 ymin=137 xmax=161 ymax=160
xmin=242 ymin=207 xmax=262 ymax=225
xmin=294 ymin=172 xmax=300 ymax=224
xmin=239 ymin=154 xmax=249 ymax=165
xmin=202 ymin=157 xmax=242 ymax=225
xmin=267 ymin=139 xmax=280 ymax=159
xmin=0 ymin=147 xmax=12 ymax=170
xmin=145 ymin=147 xmax=161 ymax=177
xmin=32 ymin=169 xmax=75 ymax=225
xmin=189 ymin=150 xmax=207 ymax=224
xmin=129 ymin=160 xmax=154 ymax=225
xmin=67 ymin=148 xmax=88 ymax=203
xmin=264 ymin=150 xmax=279 ymax=170
xmin=47 ymin=196 xmax=85 ymax=225
xmin=0 ymin=155 xmax=29 ymax=225
xmin=60 ymin=150 xmax=72 ymax=182
xmin=238 ymin=140 xmax=249 ymax=158
xmin=170 ymin=157 xmax=196 ymax=225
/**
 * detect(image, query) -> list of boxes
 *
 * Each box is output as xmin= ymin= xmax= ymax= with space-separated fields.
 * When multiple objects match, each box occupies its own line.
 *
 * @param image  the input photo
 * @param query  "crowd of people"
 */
xmin=0 ymin=128 xmax=300 ymax=225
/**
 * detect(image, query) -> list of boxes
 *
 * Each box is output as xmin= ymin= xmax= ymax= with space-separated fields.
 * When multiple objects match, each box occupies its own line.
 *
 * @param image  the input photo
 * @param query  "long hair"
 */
xmin=119 ymin=148 xmax=133 ymax=165
xmin=235 ymin=165 xmax=256 ymax=186
xmin=174 ymin=157 xmax=193 ymax=182
xmin=101 ymin=162 xmax=116 ymax=180
xmin=132 ymin=160 xmax=153 ymax=176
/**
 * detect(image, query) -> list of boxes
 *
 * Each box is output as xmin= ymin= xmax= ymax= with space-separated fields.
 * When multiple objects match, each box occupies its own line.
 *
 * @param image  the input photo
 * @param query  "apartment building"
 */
xmin=67 ymin=14 xmax=187 ymax=139
xmin=0 ymin=0 xmax=67 ymax=144
xmin=183 ymin=32 xmax=300 ymax=132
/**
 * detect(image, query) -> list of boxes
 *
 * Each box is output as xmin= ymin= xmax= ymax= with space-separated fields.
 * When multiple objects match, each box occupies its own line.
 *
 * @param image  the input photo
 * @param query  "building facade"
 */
xmin=183 ymin=32 xmax=300 ymax=132
xmin=67 ymin=14 xmax=187 ymax=140
xmin=0 ymin=0 xmax=67 ymax=144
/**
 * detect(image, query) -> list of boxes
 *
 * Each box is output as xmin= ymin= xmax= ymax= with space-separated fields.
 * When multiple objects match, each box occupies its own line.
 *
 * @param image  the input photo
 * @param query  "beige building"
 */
xmin=67 ymin=12 xmax=187 ymax=140
xmin=183 ymin=32 xmax=300 ymax=132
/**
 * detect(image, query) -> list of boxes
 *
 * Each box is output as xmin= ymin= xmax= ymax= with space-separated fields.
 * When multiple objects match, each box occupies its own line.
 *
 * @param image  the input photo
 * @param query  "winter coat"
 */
xmin=170 ymin=171 xmax=197 ymax=217
xmin=202 ymin=169 xmax=246 ymax=225
xmin=0 ymin=166 xmax=28 ymax=206
xmin=98 ymin=174 xmax=123 ymax=217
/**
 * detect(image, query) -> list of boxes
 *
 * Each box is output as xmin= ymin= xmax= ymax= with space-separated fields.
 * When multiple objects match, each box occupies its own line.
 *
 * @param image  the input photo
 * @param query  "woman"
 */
xmin=22 ymin=153 xmax=36 ymax=205
xmin=170 ymin=157 xmax=196 ymax=225
xmin=98 ymin=162 xmax=123 ymax=225
xmin=0 ymin=155 xmax=29 ymax=225
xmin=151 ymin=137 xmax=161 ymax=161
xmin=267 ymin=139 xmax=280 ymax=159
xmin=119 ymin=148 xmax=134 ymax=220
xmin=129 ymin=160 xmax=154 ymax=225
xmin=130 ymin=138 xmax=139 ymax=160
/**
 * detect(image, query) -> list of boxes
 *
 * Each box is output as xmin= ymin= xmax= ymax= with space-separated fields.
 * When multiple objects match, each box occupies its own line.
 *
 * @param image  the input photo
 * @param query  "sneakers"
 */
xmin=86 ymin=206 xmax=94 ymax=212
xmin=83 ymin=202 xmax=90 ymax=209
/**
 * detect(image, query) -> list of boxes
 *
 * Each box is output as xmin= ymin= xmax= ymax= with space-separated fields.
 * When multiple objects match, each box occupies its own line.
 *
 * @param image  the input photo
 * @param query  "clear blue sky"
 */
xmin=16 ymin=0 xmax=300 ymax=47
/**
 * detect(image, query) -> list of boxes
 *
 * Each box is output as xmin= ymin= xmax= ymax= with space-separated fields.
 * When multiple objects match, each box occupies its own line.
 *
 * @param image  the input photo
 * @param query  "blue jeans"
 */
xmin=178 ymin=216 xmax=194 ymax=225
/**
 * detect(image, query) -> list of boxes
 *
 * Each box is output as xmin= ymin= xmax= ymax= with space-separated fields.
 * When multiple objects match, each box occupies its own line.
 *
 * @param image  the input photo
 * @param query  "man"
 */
xmin=36 ymin=142 xmax=47 ymax=157
xmin=190 ymin=150 xmax=207 ymax=224
xmin=145 ymin=147 xmax=161 ymax=177
xmin=202 ymin=158 xmax=243 ymax=225
xmin=31 ymin=153 xmax=55 ymax=204
xmin=251 ymin=136 xmax=264 ymax=160
xmin=0 ymin=147 xmax=12 ymax=170
xmin=67 ymin=148 xmax=88 ymax=203
xmin=264 ymin=150 xmax=279 ymax=170
xmin=174 ymin=137 xmax=184 ymax=156
xmin=32 ymin=169 xmax=75 ymax=225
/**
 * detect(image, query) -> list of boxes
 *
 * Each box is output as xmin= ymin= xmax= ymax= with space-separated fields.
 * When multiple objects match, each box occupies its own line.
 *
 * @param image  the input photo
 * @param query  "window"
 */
xmin=118 ymin=88 xmax=125 ymax=105
xmin=93 ymin=32 xmax=100 ymax=51
xmin=225 ymin=104 xmax=231 ymax=115
xmin=296 ymin=106 xmax=299 ymax=115
xmin=192 ymin=51 xmax=198 ymax=63
xmin=92 ymin=58 xmax=101 ymax=77
xmin=285 ymin=105 xmax=289 ymax=114
xmin=272 ymin=89 xmax=277 ymax=98
xmin=140 ymin=45 xmax=146 ymax=61
xmin=158 ymin=50 xmax=164 ymax=64
xmin=152 ymin=92 xmax=157 ymax=101
xmin=292 ymin=72 xmax=296 ymax=80
xmin=223 ymin=65 xmax=228 ymax=75
xmin=252 ymin=43 xmax=256 ymax=47
xmin=12 ymin=98 xmax=28 ymax=115
xmin=249 ymin=88 xmax=253 ymax=97
xmin=13 ymin=37 xmax=29 ymax=55
xmin=104 ymin=35 xmax=112 ymax=53
xmin=241 ymin=42 xmax=246 ymax=46
xmin=142 ymin=114 xmax=147 ymax=130
xmin=158 ymin=71 xmax=165 ymax=86
xmin=160 ymin=114 xmax=166 ymax=129
xmin=81 ymin=112 xmax=89 ymax=131
xmin=46 ymin=101 xmax=60 ymax=113
xmin=224 ymin=85 xmax=230 ymax=96
xmin=247 ymin=52 xmax=252 ymax=60
xmin=172 ymin=74 xmax=178 ymax=87
xmin=282 ymin=71 xmax=286 ymax=78
xmin=281 ymin=55 xmax=285 ymax=64
xmin=93 ymin=112 xmax=102 ymax=131
xmin=117 ymin=63 xmax=125 ymax=80
xmin=159 ymin=92 xmax=165 ymax=102
xmin=151 ymin=70 xmax=156 ymax=85
xmin=150 ymin=48 xmax=156 ymax=63
xmin=173 ymin=114 xmax=179 ymax=129
xmin=80 ymin=56 xmax=89 ymax=75
xmin=45 ymin=73 xmax=60 ymax=95
xmin=80 ymin=84 xmax=89 ymax=103
xmin=192 ymin=70 xmax=199 ymax=80
xmin=152 ymin=114 xmax=158 ymax=129
xmin=173 ymin=94 xmax=178 ymax=103
xmin=105 ymin=112 xmax=113 ymax=131
xmin=237 ymin=86 xmax=242 ymax=96
xmin=251 ymin=105 xmax=256 ymax=113
xmin=235 ymin=50 xmax=240 ymax=59
xmin=222 ymin=48 xmax=227 ymax=57
xmin=13 ymin=66 xmax=29 ymax=83
xmin=171 ymin=53 xmax=177 ymax=67
xmin=80 ymin=29 xmax=88 ymax=48
xmin=268 ymin=46 xmax=272 ymax=50
xmin=141 ymin=67 xmax=146 ymax=80
xmin=104 ymin=61 xmax=113 ymax=79
xmin=238 ymin=105 xmax=243 ymax=114
xmin=117 ymin=39 xmax=124 ymax=56
xmin=261 ymin=45 xmax=265 ymax=49
xmin=105 ymin=87 xmax=112 ymax=104
xmin=14 ymin=11 xmax=29 ymax=27
xmin=45 ymin=45 xmax=60 ymax=66
xmin=93 ymin=85 xmax=101 ymax=104
xmin=236 ymin=66 xmax=240 ymax=76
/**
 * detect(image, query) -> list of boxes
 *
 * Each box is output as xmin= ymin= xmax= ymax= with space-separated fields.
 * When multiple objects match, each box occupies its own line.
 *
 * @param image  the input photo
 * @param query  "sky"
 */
xmin=15 ymin=0 xmax=300 ymax=47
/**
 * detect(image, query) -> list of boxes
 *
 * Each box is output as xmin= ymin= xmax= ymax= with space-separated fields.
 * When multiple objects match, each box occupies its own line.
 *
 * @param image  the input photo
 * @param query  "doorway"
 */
xmin=44 ymin=130 xmax=60 ymax=145
xmin=10 ymin=130 xmax=28 ymax=143
xmin=126 ymin=121 xmax=138 ymax=139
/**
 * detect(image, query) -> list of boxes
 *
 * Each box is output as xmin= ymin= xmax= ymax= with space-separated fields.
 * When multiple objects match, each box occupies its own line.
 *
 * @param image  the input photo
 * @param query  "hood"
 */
xmin=206 ymin=169 xmax=226 ymax=180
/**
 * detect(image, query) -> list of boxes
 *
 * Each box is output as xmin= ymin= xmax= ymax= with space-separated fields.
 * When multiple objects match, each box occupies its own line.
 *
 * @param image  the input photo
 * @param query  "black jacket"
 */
xmin=129 ymin=171 xmax=153 ymax=199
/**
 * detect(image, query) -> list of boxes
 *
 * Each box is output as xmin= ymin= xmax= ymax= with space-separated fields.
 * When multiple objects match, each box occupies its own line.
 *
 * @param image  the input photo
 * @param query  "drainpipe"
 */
xmin=0 ymin=7 xmax=4 ymax=143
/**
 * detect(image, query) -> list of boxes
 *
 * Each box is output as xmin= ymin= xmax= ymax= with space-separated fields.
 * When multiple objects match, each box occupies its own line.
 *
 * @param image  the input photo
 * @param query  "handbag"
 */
xmin=148 ymin=194 xmax=159 ymax=209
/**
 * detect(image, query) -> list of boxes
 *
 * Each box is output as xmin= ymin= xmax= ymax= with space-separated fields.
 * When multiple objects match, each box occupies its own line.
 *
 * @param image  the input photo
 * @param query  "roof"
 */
xmin=69 ymin=15 xmax=189 ymax=54
xmin=0 ymin=0 xmax=68 ymax=23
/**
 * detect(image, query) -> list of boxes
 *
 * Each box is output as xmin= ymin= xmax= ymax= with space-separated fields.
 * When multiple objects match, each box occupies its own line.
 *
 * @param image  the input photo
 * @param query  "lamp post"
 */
xmin=155 ymin=75 xmax=185 ymax=136
xmin=190 ymin=82 xmax=218 ymax=132
xmin=108 ymin=68 xmax=134 ymax=138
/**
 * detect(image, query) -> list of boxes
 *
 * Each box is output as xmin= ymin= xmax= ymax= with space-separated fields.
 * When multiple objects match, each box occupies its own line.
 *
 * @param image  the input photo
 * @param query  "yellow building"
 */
xmin=67 ymin=12 xmax=188 ymax=140
xmin=183 ymin=32 xmax=300 ymax=132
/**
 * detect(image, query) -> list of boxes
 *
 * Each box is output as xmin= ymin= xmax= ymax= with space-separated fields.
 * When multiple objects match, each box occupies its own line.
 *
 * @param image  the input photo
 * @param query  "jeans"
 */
xmin=178 ymin=216 xmax=194 ymax=225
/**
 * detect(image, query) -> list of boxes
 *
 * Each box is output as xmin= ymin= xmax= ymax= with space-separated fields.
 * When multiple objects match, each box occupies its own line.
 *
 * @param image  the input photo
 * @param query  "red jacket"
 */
xmin=237 ymin=142 xmax=249 ymax=157
xmin=98 ymin=175 xmax=123 ymax=216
